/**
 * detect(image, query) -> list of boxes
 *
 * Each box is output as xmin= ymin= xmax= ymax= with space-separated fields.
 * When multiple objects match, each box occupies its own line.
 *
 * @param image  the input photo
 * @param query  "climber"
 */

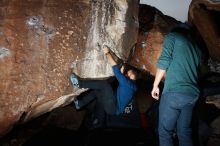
xmin=69 ymin=45 xmax=138 ymax=128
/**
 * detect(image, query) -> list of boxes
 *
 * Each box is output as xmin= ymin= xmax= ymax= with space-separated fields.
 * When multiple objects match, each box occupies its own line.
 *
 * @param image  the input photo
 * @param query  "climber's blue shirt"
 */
xmin=112 ymin=65 xmax=137 ymax=115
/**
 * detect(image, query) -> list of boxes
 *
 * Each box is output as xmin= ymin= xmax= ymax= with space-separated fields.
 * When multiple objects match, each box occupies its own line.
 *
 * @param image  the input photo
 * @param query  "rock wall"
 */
xmin=189 ymin=0 xmax=220 ymax=62
xmin=129 ymin=4 xmax=178 ymax=76
xmin=0 ymin=0 xmax=139 ymax=137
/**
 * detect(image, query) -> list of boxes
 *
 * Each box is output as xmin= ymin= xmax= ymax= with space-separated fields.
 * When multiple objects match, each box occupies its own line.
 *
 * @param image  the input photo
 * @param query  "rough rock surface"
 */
xmin=189 ymin=0 xmax=220 ymax=62
xmin=0 ymin=0 xmax=139 ymax=137
xmin=129 ymin=4 xmax=178 ymax=76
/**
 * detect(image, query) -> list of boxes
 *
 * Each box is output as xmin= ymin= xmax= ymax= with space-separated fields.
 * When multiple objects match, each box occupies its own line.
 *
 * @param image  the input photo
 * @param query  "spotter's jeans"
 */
xmin=158 ymin=92 xmax=198 ymax=146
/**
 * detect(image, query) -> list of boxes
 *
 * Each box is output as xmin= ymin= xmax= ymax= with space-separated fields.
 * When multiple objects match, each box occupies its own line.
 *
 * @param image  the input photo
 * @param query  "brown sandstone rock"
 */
xmin=129 ymin=4 xmax=178 ymax=76
xmin=0 ymin=0 xmax=139 ymax=137
xmin=189 ymin=0 xmax=220 ymax=62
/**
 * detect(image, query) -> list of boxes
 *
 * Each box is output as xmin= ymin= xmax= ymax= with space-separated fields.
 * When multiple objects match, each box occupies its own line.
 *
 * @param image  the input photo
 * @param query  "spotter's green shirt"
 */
xmin=157 ymin=32 xmax=201 ymax=96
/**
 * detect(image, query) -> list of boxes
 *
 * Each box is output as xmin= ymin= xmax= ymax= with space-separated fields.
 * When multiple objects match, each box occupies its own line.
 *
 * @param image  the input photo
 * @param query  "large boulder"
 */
xmin=129 ymin=4 xmax=178 ymax=76
xmin=0 ymin=0 xmax=139 ymax=137
xmin=189 ymin=0 xmax=220 ymax=62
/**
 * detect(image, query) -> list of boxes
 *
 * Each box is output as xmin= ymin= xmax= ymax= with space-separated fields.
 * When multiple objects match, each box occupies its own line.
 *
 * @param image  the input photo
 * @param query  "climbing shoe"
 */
xmin=73 ymin=98 xmax=80 ymax=110
xmin=70 ymin=73 xmax=79 ymax=88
